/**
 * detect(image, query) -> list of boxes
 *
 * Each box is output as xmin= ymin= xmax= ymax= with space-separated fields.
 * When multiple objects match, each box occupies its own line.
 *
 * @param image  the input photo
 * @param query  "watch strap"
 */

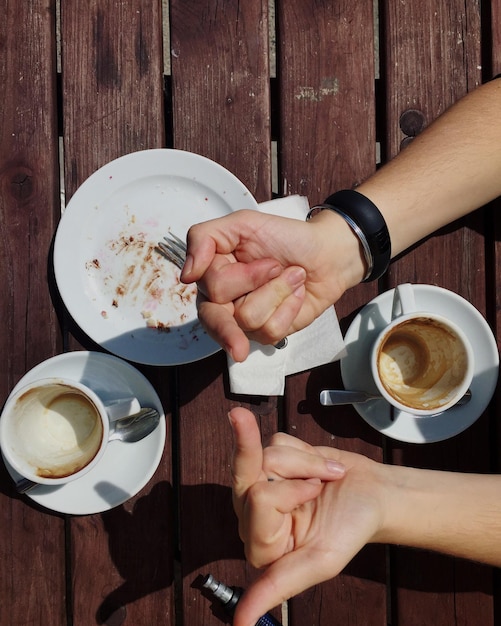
xmin=306 ymin=189 xmax=391 ymax=282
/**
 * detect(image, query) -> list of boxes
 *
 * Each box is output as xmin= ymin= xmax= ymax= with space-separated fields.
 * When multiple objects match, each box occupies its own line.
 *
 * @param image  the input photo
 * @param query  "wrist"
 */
xmin=307 ymin=209 xmax=369 ymax=289
xmin=373 ymin=464 xmax=414 ymax=545
xmin=307 ymin=190 xmax=391 ymax=282
xmin=375 ymin=465 xmax=463 ymax=549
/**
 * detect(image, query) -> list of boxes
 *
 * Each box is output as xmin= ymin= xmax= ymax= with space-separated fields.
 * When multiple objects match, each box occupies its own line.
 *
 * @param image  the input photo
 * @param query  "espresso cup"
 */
xmin=370 ymin=284 xmax=474 ymax=416
xmin=0 ymin=377 xmax=138 ymax=485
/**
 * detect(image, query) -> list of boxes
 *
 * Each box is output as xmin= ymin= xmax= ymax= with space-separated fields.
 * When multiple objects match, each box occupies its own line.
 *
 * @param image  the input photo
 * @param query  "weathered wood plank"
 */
xmin=60 ymin=1 xmax=174 ymax=624
xmin=0 ymin=1 xmax=65 ymax=625
xmin=381 ymin=1 xmax=494 ymax=624
xmin=276 ymin=0 xmax=388 ymax=623
xmin=277 ymin=0 xmax=378 ymax=204
xmin=169 ymin=1 xmax=275 ymax=623
xmin=169 ymin=0 xmax=272 ymax=200
xmin=0 ymin=4 xmax=61 ymax=401
xmin=382 ymin=0 xmax=483 ymax=160
xmin=493 ymin=0 xmax=501 ymax=74
xmin=61 ymin=0 xmax=165 ymax=199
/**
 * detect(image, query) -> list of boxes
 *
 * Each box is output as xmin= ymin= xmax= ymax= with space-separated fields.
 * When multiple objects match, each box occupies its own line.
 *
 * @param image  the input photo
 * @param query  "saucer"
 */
xmin=2 ymin=352 xmax=166 ymax=514
xmin=340 ymin=285 xmax=499 ymax=443
xmin=53 ymin=149 xmax=258 ymax=366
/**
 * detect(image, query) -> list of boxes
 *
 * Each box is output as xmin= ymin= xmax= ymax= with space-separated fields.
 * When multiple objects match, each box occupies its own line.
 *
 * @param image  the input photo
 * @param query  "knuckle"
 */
xmin=262 ymin=318 xmax=287 ymax=343
xmin=202 ymin=283 xmax=225 ymax=304
xmin=269 ymin=432 xmax=293 ymax=446
xmin=244 ymin=545 xmax=268 ymax=569
xmin=246 ymin=483 xmax=270 ymax=509
xmin=185 ymin=223 xmax=202 ymax=244
xmin=234 ymin=300 xmax=263 ymax=330
xmin=262 ymin=446 xmax=281 ymax=471
xmin=198 ymin=274 xmax=226 ymax=303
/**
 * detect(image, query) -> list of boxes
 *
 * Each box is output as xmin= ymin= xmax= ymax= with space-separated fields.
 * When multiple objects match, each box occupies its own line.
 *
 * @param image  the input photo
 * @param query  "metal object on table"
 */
xmin=107 ymin=407 xmax=160 ymax=442
xmin=157 ymin=232 xmax=187 ymax=271
xmin=320 ymin=388 xmax=472 ymax=407
xmin=14 ymin=407 xmax=160 ymax=494
xmin=202 ymin=573 xmax=282 ymax=625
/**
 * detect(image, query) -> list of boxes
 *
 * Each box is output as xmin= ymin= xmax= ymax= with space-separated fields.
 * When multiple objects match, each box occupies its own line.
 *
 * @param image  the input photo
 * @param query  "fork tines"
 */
xmin=156 ymin=233 xmax=187 ymax=271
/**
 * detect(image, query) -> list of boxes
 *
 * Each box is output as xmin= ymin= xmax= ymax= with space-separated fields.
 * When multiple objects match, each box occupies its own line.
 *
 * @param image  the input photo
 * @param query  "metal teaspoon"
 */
xmin=320 ymin=389 xmax=472 ymax=407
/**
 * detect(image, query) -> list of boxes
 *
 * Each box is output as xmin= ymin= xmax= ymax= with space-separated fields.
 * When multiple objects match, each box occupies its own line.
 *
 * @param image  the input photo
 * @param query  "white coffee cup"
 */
xmin=0 ymin=377 xmax=139 ymax=485
xmin=370 ymin=284 xmax=474 ymax=416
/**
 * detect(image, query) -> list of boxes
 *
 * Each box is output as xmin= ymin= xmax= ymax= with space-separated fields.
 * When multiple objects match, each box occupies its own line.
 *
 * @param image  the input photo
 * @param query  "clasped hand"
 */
xmin=228 ymin=407 xmax=387 ymax=626
xmin=181 ymin=209 xmax=364 ymax=361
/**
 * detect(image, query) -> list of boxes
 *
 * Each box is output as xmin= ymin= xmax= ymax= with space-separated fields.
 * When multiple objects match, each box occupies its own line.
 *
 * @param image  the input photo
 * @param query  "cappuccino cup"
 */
xmin=0 ymin=377 xmax=138 ymax=485
xmin=370 ymin=284 xmax=474 ymax=416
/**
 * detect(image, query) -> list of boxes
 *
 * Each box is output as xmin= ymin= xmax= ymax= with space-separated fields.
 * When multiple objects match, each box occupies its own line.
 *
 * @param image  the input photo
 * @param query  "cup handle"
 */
xmin=104 ymin=397 xmax=141 ymax=421
xmin=391 ymin=283 xmax=416 ymax=319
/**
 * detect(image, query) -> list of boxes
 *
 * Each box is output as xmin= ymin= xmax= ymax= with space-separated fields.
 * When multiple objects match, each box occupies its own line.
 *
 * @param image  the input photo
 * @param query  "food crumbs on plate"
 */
xmin=85 ymin=259 xmax=101 ymax=270
xmin=145 ymin=317 xmax=172 ymax=333
xmin=156 ymin=321 xmax=172 ymax=333
xmin=85 ymin=227 xmax=199 ymax=333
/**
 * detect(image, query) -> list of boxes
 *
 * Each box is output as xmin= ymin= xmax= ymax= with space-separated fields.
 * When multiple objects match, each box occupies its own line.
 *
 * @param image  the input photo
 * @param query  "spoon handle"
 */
xmin=15 ymin=477 xmax=38 ymax=494
xmin=319 ymin=390 xmax=378 ymax=405
xmin=320 ymin=389 xmax=472 ymax=407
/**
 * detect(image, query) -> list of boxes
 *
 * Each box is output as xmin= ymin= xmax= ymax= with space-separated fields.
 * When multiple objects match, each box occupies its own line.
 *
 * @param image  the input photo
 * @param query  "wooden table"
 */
xmin=2 ymin=1 xmax=501 ymax=624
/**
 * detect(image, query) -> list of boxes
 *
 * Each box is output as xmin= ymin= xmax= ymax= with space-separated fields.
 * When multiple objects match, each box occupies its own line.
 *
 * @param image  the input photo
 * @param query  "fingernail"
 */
xmin=293 ymin=285 xmax=306 ymax=299
xmin=225 ymin=345 xmax=239 ymax=362
xmin=268 ymin=263 xmax=282 ymax=279
xmin=326 ymin=460 xmax=346 ymax=476
xmin=180 ymin=253 xmax=194 ymax=280
xmin=286 ymin=267 xmax=306 ymax=289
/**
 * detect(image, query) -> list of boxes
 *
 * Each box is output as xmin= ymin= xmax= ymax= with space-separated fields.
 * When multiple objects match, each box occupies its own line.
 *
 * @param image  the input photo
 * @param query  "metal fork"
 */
xmin=157 ymin=232 xmax=187 ymax=271
xmin=157 ymin=232 xmax=288 ymax=349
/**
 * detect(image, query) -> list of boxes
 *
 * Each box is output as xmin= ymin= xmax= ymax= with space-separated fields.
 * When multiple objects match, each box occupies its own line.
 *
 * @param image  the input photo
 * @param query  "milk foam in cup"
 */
xmin=0 ymin=378 xmax=114 ymax=485
xmin=370 ymin=284 xmax=474 ymax=416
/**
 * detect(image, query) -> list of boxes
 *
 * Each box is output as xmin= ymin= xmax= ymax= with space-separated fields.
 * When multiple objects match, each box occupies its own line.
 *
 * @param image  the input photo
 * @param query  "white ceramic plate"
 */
xmin=53 ymin=149 xmax=259 ymax=365
xmin=341 ymin=285 xmax=499 ymax=443
xmin=2 ymin=352 xmax=166 ymax=515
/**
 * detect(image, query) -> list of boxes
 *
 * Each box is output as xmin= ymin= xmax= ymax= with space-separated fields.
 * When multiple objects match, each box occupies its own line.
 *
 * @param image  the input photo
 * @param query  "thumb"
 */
xmin=180 ymin=233 xmax=217 ymax=283
xmin=229 ymin=407 xmax=265 ymax=498
xmin=232 ymin=548 xmax=336 ymax=626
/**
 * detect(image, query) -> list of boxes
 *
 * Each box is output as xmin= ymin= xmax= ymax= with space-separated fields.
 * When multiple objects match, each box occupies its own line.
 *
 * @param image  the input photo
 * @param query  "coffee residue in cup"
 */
xmin=15 ymin=385 xmax=103 ymax=479
xmin=377 ymin=317 xmax=468 ymax=411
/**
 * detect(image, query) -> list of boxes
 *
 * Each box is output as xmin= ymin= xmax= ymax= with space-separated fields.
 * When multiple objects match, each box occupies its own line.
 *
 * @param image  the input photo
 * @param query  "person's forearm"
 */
xmin=358 ymin=79 xmax=501 ymax=257
xmin=378 ymin=465 xmax=501 ymax=566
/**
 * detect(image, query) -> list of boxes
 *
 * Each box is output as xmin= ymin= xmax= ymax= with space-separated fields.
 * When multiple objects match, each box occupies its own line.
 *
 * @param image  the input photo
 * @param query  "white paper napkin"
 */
xmin=228 ymin=195 xmax=346 ymax=396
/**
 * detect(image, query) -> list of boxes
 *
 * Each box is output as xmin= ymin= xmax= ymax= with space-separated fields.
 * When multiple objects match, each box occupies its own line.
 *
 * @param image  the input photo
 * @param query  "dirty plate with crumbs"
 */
xmin=53 ymin=149 xmax=259 ymax=365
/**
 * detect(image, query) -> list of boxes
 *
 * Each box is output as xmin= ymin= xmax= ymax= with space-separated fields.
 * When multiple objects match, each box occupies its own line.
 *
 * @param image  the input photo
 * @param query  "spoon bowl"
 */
xmin=108 ymin=407 xmax=160 ymax=442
